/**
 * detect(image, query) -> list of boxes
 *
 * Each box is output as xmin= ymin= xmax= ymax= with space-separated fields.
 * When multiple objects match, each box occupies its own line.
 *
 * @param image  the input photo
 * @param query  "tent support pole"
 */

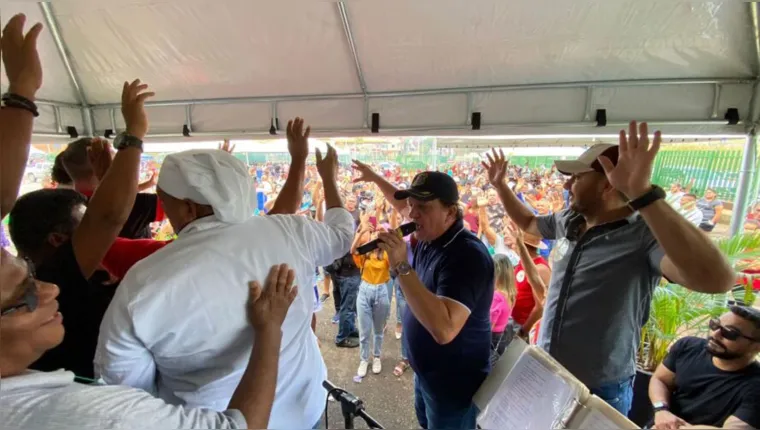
xmin=53 ymin=106 xmax=62 ymax=133
xmin=337 ymin=2 xmax=367 ymax=94
xmin=185 ymin=105 xmax=193 ymax=134
xmin=337 ymin=2 xmax=370 ymax=130
xmin=729 ymin=3 xmax=760 ymax=237
xmin=583 ymin=87 xmax=595 ymax=121
xmin=87 ymin=77 xmax=753 ymax=110
xmin=40 ymin=1 xmax=95 ymax=136
xmin=730 ymin=130 xmax=757 ymax=237
xmin=710 ymin=84 xmax=721 ymax=119
xmin=40 ymin=2 xmax=94 ymax=136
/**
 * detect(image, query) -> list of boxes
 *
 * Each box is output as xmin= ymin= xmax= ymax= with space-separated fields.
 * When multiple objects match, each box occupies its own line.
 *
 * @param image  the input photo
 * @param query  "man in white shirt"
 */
xmin=95 ymin=121 xmax=353 ymax=430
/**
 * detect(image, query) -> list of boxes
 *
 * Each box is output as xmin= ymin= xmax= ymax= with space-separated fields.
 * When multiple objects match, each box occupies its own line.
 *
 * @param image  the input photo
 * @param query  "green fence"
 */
xmin=651 ymin=145 xmax=759 ymax=203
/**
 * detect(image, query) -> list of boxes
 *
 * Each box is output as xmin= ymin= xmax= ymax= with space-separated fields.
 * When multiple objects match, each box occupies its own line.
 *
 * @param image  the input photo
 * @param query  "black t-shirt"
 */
xmin=31 ymin=241 xmax=117 ymax=379
xmin=118 ymin=193 xmax=159 ymax=239
xmin=404 ymin=219 xmax=495 ymax=407
xmin=663 ymin=337 xmax=760 ymax=428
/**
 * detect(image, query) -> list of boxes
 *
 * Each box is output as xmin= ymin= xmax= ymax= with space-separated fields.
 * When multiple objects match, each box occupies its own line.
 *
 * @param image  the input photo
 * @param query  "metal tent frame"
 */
xmin=17 ymin=2 xmax=760 ymax=234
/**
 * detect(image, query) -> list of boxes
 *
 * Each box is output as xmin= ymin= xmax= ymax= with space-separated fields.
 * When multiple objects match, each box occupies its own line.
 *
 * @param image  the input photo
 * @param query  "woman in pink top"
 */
xmin=490 ymin=254 xmax=516 ymax=355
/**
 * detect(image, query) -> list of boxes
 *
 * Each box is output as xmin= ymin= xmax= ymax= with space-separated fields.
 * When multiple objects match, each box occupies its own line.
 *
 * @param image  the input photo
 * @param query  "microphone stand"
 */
xmin=323 ymin=380 xmax=384 ymax=429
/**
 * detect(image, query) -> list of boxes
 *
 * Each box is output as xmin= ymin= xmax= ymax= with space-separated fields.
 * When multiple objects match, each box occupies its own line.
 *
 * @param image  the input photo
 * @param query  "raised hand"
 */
xmin=219 ymin=139 xmax=236 ymax=154
xmin=247 ymin=264 xmax=298 ymax=332
xmin=315 ymin=144 xmax=339 ymax=182
xmin=598 ymin=121 xmax=661 ymax=199
xmin=507 ymin=220 xmax=524 ymax=243
xmin=1 ymin=14 xmax=43 ymax=100
xmin=88 ymin=138 xmax=114 ymax=180
xmin=351 ymin=159 xmax=379 ymax=184
xmin=481 ymin=149 xmax=508 ymax=186
xmin=121 ymin=79 xmax=155 ymax=140
xmin=286 ymin=117 xmax=310 ymax=160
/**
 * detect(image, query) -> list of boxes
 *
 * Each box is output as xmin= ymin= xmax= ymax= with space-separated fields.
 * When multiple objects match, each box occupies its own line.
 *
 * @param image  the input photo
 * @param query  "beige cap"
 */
xmin=554 ymin=143 xmax=619 ymax=175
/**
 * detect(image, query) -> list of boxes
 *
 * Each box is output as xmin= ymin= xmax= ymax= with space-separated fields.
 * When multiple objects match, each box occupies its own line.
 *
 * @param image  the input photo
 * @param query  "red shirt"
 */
xmin=512 ymin=256 xmax=548 ymax=326
xmin=102 ymin=237 xmax=171 ymax=279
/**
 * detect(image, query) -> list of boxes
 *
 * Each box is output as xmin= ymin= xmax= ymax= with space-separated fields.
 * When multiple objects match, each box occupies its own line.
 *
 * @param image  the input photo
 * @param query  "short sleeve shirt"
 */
xmin=32 ymin=241 xmax=117 ymax=378
xmin=404 ymin=219 xmax=495 ymax=407
xmin=535 ymin=209 xmax=664 ymax=387
xmin=663 ymin=337 xmax=760 ymax=428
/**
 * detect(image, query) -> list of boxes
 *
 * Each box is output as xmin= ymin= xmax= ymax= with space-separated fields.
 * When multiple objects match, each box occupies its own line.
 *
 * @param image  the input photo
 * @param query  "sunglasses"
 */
xmin=0 ymin=258 xmax=39 ymax=317
xmin=709 ymin=318 xmax=758 ymax=343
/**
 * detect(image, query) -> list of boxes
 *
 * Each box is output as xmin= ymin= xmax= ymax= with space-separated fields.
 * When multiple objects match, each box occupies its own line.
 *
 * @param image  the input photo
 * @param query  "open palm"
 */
xmin=598 ymin=121 xmax=661 ymax=199
xmin=481 ymin=148 xmax=508 ymax=185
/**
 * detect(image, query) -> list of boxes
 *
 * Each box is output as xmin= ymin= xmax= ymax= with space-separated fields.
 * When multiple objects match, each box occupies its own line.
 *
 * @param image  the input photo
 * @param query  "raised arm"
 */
xmin=268 ymin=118 xmax=309 ymax=215
xmin=137 ymin=171 xmax=158 ymax=192
xmin=352 ymin=160 xmax=408 ymax=214
xmin=72 ymin=80 xmax=154 ymax=278
xmin=0 ymin=15 xmax=43 ymax=219
xmin=598 ymin=122 xmax=734 ymax=294
xmin=482 ymin=150 xmax=541 ymax=237
xmin=510 ymin=224 xmax=550 ymax=304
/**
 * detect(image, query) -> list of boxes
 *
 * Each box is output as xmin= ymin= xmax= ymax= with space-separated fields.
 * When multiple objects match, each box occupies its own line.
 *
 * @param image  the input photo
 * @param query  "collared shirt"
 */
xmin=536 ymin=209 xmax=664 ymax=387
xmin=95 ymin=208 xmax=354 ymax=430
xmin=0 ymin=370 xmax=246 ymax=429
xmin=404 ymin=219 xmax=494 ymax=407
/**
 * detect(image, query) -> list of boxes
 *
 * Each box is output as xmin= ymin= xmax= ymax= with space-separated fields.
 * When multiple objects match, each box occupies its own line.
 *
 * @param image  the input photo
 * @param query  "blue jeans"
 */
xmin=414 ymin=374 xmax=479 ymax=429
xmin=334 ymin=275 xmax=360 ymax=344
xmin=590 ymin=376 xmax=635 ymax=417
xmin=357 ymin=280 xmax=391 ymax=362
xmin=394 ymin=278 xmax=409 ymax=360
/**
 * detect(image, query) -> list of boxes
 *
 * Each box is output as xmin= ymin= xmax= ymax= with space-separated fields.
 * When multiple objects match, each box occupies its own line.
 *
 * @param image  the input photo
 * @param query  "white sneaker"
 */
xmin=372 ymin=357 xmax=382 ymax=374
xmin=358 ymin=360 xmax=369 ymax=377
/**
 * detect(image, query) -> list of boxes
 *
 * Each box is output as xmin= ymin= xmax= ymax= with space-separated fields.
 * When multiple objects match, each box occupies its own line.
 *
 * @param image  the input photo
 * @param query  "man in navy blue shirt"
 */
xmin=353 ymin=161 xmax=493 ymax=430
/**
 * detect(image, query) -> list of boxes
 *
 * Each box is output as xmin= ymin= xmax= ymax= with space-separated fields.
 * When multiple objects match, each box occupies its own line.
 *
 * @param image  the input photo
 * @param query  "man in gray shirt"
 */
xmin=482 ymin=121 xmax=734 ymax=416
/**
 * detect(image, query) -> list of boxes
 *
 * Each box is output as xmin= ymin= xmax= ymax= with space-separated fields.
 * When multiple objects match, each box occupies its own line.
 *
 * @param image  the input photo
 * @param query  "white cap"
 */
xmin=158 ymin=149 xmax=255 ymax=224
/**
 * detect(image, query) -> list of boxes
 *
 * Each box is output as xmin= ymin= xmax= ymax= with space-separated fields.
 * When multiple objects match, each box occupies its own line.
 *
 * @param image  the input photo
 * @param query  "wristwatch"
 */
xmin=652 ymin=401 xmax=669 ymax=413
xmin=627 ymin=185 xmax=666 ymax=212
xmin=393 ymin=261 xmax=413 ymax=277
xmin=113 ymin=132 xmax=144 ymax=152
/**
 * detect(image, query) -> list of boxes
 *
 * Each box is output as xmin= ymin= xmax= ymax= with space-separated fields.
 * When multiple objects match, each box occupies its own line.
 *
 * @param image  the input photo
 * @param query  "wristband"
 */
xmin=1 ymin=93 xmax=39 ymax=117
xmin=627 ymin=185 xmax=666 ymax=212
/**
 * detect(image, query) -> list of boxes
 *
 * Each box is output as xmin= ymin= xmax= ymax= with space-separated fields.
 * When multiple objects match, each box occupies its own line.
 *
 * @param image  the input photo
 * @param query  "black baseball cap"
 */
xmin=394 ymin=171 xmax=459 ymax=204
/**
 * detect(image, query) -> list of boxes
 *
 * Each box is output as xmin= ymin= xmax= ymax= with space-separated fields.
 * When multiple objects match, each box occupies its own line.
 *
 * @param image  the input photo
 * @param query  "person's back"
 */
xmin=96 ymin=210 xmax=353 ymax=428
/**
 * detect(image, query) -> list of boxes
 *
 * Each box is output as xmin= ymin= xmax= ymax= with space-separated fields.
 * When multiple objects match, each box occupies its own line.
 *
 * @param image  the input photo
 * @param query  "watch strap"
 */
xmin=627 ymin=185 xmax=666 ymax=211
xmin=114 ymin=133 xmax=144 ymax=152
xmin=652 ymin=401 xmax=669 ymax=413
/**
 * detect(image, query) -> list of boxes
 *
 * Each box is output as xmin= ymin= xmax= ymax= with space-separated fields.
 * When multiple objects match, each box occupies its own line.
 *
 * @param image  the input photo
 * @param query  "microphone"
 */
xmin=356 ymin=222 xmax=417 ymax=255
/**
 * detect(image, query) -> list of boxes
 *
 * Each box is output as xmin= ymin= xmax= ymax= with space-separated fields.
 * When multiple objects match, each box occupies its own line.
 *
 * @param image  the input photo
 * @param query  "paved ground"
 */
xmin=315 ymin=294 xmax=418 ymax=429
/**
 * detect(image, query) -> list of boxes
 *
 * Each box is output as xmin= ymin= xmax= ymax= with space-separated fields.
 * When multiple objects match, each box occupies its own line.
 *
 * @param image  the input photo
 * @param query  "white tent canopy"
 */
xmin=1 ymin=0 xmax=759 ymax=142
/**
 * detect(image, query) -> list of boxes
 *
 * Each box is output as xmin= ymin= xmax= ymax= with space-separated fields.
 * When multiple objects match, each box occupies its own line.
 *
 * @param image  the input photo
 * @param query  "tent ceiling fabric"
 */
xmin=1 ymin=0 xmax=758 ymax=142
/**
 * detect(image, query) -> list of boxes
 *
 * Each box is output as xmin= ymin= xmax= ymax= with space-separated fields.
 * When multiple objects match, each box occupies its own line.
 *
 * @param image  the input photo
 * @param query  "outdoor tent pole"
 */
xmin=730 ymin=131 xmax=757 ymax=237
xmin=730 ymin=2 xmax=760 ymax=237
xmin=431 ymin=138 xmax=438 ymax=171
xmin=40 ymin=2 xmax=95 ymax=136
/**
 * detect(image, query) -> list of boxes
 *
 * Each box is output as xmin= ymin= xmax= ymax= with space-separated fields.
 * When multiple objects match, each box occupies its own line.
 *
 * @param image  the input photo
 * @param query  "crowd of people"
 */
xmin=2 ymin=14 xmax=760 ymax=430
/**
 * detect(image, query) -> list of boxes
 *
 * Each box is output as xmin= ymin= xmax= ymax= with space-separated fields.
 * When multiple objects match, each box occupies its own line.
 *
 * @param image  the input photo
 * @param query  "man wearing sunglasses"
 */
xmin=648 ymin=306 xmax=760 ymax=430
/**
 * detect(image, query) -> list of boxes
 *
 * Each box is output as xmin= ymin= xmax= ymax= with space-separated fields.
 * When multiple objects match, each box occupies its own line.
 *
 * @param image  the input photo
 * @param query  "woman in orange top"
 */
xmin=352 ymin=218 xmax=392 ymax=379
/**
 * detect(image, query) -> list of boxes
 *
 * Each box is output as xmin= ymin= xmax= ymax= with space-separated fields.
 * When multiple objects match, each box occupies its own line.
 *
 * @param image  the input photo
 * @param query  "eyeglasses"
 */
xmin=0 ymin=258 xmax=38 ymax=317
xmin=709 ymin=318 xmax=759 ymax=343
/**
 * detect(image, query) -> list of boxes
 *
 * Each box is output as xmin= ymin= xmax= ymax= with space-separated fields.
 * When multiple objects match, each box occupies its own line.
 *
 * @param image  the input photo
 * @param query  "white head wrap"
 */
xmin=157 ymin=149 xmax=255 ymax=224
